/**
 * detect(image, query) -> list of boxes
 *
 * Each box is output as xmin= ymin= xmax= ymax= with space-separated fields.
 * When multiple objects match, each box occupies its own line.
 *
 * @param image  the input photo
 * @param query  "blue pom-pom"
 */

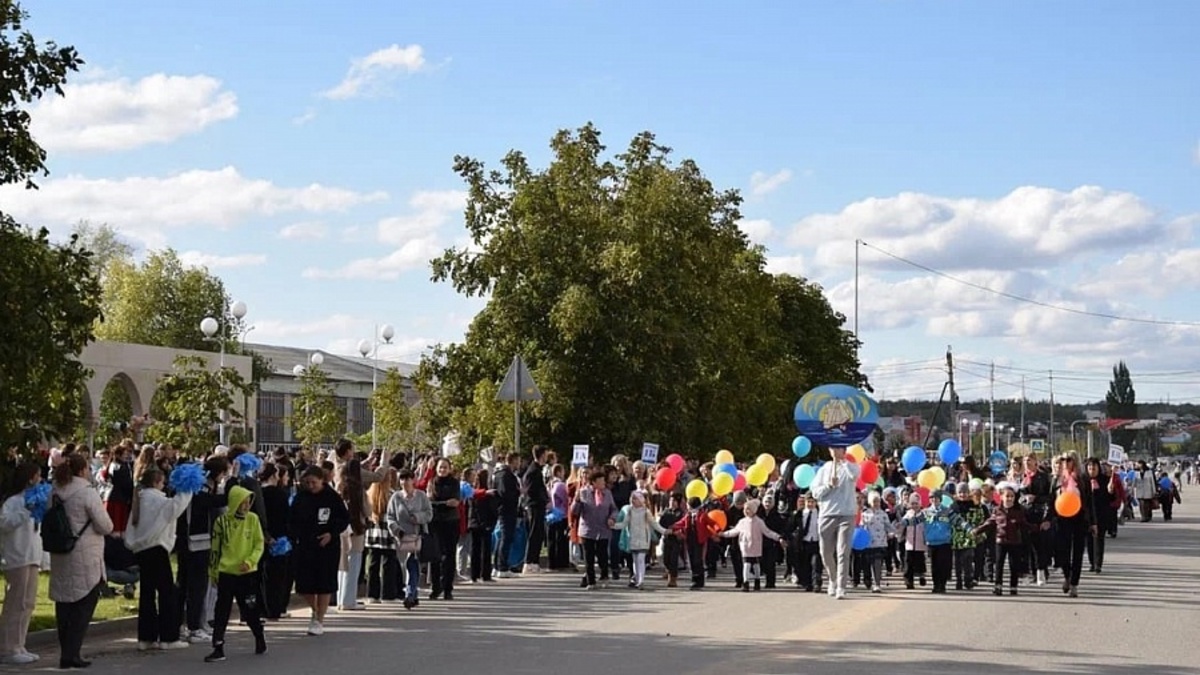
xmin=460 ymin=481 xmax=474 ymax=501
xmin=269 ymin=536 xmax=292 ymax=557
xmin=24 ymin=482 xmax=51 ymax=523
xmin=234 ymin=453 xmax=263 ymax=478
xmin=546 ymin=507 xmax=566 ymax=525
xmin=169 ymin=462 xmax=207 ymax=494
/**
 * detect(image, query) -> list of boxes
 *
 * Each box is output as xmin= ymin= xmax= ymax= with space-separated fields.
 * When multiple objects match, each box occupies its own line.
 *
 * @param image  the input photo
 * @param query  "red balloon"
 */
xmin=733 ymin=473 xmax=747 ymax=492
xmin=845 ymin=453 xmax=859 ymax=464
xmin=665 ymin=453 xmax=685 ymax=474
xmin=856 ymin=478 xmax=867 ymax=491
xmin=860 ymin=460 xmax=880 ymax=484
xmin=916 ymin=486 xmax=932 ymax=508
xmin=655 ymin=468 xmax=677 ymax=491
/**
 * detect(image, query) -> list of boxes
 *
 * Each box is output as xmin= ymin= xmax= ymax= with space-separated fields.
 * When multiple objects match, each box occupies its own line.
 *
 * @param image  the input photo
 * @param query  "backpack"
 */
xmin=42 ymin=494 xmax=92 ymax=554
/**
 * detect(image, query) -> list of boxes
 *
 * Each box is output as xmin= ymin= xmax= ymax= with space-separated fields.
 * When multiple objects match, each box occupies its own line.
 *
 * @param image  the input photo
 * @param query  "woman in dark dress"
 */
xmin=260 ymin=463 xmax=293 ymax=620
xmin=1083 ymin=458 xmax=1116 ymax=574
xmin=426 ymin=458 xmax=462 ymax=601
xmin=290 ymin=465 xmax=349 ymax=636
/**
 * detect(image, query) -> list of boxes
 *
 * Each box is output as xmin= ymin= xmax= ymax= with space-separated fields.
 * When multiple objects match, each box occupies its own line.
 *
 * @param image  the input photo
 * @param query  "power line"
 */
xmin=859 ymin=240 xmax=1200 ymax=327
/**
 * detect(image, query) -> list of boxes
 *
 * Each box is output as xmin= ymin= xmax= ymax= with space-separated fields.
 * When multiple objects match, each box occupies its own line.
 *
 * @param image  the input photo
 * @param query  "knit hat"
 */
xmin=745 ymin=498 xmax=761 ymax=512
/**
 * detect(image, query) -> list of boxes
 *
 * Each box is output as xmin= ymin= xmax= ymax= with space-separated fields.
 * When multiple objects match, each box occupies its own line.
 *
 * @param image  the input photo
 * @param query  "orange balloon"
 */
xmin=1055 ymin=490 xmax=1081 ymax=518
xmin=708 ymin=510 xmax=728 ymax=531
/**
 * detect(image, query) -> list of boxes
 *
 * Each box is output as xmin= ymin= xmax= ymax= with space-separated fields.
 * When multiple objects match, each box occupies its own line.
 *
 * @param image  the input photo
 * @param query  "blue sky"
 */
xmin=7 ymin=1 xmax=1200 ymax=404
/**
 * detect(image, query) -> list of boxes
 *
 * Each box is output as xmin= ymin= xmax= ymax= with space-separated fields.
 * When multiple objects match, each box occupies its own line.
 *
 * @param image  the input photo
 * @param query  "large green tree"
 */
xmin=1106 ymin=361 xmax=1138 ymax=451
xmin=72 ymin=220 xmax=134 ymax=279
xmin=145 ymin=355 xmax=250 ymax=457
xmin=425 ymin=124 xmax=862 ymax=458
xmin=290 ymin=365 xmax=344 ymax=450
xmin=0 ymin=2 xmax=96 ymax=453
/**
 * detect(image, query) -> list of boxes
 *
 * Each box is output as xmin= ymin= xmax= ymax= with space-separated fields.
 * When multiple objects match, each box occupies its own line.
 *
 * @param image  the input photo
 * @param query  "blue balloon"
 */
xmin=792 ymin=436 xmax=813 ymax=458
xmin=1159 ymin=477 xmax=1172 ymax=490
xmin=937 ymin=439 xmax=963 ymax=466
xmin=793 ymin=464 xmax=817 ymax=490
xmin=988 ymin=451 xmax=1008 ymax=475
xmin=717 ymin=462 xmax=738 ymax=478
xmin=852 ymin=526 xmax=871 ymax=551
xmin=901 ymin=446 xmax=926 ymax=475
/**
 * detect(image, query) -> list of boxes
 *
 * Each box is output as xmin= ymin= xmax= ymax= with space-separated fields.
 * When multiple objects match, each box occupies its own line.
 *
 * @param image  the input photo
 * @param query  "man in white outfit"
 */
xmin=809 ymin=446 xmax=860 ymax=599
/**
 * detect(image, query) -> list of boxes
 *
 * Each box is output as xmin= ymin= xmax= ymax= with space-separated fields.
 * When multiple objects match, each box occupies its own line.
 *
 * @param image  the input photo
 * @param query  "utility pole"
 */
xmin=854 ymin=239 xmax=861 ymax=360
xmin=1048 ymin=369 xmax=1056 ymax=452
xmin=946 ymin=345 xmax=957 ymax=437
xmin=1020 ymin=376 xmax=1026 ymax=444
xmin=989 ymin=361 xmax=996 ymax=454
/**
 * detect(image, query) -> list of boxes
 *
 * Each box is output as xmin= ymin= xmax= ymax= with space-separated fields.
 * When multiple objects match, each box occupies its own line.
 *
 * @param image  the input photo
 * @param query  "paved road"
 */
xmin=12 ymin=501 xmax=1200 ymax=675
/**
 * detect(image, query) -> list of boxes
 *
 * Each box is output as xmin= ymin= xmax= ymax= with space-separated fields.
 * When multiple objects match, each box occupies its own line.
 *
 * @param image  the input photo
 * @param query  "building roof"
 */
xmin=246 ymin=342 xmax=419 ymax=383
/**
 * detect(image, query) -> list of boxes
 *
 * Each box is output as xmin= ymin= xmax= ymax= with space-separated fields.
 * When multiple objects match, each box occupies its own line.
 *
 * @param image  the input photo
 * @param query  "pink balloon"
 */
xmin=916 ymin=486 xmax=931 ymax=508
xmin=733 ymin=472 xmax=747 ymax=492
xmin=666 ymin=453 xmax=685 ymax=473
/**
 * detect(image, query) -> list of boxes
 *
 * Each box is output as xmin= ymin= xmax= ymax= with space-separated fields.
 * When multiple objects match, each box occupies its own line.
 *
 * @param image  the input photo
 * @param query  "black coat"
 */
xmin=468 ymin=492 xmax=499 ymax=530
xmin=523 ymin=462 xmax=549 ymax=508
xmin=495 ymin=466 xmax=521 ymax=517
xmin=290 ymin=485 xmax=350 ymax=551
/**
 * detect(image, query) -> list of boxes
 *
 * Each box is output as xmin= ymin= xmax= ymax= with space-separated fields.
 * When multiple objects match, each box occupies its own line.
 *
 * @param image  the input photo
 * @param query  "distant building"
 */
xmin=247 ymin=343 xmax=418 ymax=453
xmin=878 ymin=415 xmax=925 ymax=444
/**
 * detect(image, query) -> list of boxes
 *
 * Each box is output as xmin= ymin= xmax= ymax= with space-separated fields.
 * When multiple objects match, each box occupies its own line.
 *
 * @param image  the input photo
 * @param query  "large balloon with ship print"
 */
xmin=794 ymin=383 xmax=879 ymax=448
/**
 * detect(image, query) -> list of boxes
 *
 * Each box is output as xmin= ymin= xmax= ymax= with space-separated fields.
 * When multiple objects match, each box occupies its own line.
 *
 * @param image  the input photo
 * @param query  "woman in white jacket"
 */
xmin=124 ymin=467 xmax=193 ymax=651
xmin=611 ymin=492 xmax=666 ymax=590
xmin=0 ymin=463 xmax=44 ymax=665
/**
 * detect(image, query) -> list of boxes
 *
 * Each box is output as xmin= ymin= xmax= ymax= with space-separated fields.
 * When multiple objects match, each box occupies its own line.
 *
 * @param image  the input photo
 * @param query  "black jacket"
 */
xmin=495 ymin=466 xmax=521 ymax=516
xmin=175 ymin=482 xmax=224 ymax=552
xmin=290 ymin=485 xmax=350 ymax=550
xmin=468 ymin=492 xmax=499 ymax=530
xmin=428 ymin=476 xmax=461 ymax=523
xmin=261 ymin=485 xmax=291 ymax=541
xmin=523 ymin=462 xmax=549 ymax=508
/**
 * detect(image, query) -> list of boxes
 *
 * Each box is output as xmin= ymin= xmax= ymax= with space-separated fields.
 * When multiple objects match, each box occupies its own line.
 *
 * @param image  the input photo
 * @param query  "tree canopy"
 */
xmin=0 ymin=2 xmax=96 ymax=453
xmin=424 ymin=124 xmax=862 ymax=459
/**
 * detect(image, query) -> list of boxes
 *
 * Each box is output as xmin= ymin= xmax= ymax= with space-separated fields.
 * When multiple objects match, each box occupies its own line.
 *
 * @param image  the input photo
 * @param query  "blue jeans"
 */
xmin=402 ymin=553 xmax=420 ymax=600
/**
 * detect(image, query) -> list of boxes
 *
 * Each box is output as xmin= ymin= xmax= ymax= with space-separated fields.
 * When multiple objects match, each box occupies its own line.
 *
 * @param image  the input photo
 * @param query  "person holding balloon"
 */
xmin=1049 ymin=453 xmax=1095 ymax=598
xmin=809 ymin=446 xmax=861 ymax=599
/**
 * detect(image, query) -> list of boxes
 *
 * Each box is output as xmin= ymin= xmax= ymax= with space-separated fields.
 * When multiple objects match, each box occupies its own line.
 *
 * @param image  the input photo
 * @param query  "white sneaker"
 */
xmin=835 ymin=588 xmax=846 ymax=600
xmin=827 ymin=586 xmax=838 ymax=597
xmin=137 ymin=641 xmax=159 ymax=651
xmin=188 ymin=629 xmax=212 ymax=644
xmin=1 ymin=653 xmax=38 ymax=665
xmin=306 ymin=619 xmax=324 ymax=636
xmin=497 ymin=571 xmax=513 ymax=579
xmin=1035 ymin=571 xmax=1046 ymax=587
xmin=524 ymin=564 xmax=541 ymax=574
xmin=159 ymin=641 xmax=190 ymax=650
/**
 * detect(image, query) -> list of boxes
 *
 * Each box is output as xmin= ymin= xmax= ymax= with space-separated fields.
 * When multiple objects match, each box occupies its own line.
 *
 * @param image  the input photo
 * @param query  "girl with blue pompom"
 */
xmin=0 ymin=463 xmax=45 ymax=665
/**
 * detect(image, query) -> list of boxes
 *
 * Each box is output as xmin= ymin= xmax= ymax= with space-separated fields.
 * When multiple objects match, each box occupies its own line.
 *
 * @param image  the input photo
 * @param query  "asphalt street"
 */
xmin=10 ymin=500 xmax=1199 ymax=675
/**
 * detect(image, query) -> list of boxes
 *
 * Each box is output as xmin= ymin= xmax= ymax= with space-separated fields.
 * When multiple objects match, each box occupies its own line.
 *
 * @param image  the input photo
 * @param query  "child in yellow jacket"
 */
xmin=205 ymin=485 xmax=266 ymax=662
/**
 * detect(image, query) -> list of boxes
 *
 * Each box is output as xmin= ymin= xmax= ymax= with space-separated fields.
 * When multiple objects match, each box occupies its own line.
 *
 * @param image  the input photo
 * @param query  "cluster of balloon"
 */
xmin=1055 ymin=489 xmax=1081 ymax=517
xmin=657 ymin=453 xmax=687 ymax=491
xmin=702 ymin=449 xmax=778 ymax=499
xmin=916 ymin=465 xmax=947 ymax=491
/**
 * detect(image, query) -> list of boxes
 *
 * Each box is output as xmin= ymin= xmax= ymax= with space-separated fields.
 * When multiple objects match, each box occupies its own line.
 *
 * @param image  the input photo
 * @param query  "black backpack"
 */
xmin=41 ymin=494 xmax=91 ymax=554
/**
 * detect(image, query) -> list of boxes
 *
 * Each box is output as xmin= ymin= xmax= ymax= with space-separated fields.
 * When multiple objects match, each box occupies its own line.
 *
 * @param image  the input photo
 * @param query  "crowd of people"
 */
xmin=0 ymin=437 xmax=1187 ymax=669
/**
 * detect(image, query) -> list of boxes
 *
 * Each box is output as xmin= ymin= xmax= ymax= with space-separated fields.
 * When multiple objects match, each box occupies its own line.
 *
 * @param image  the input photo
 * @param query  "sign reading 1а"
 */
xmin=572 ymin=445 xmax=590 ymax=467
xmin=641 ymin=443 xmax=659 ymax=464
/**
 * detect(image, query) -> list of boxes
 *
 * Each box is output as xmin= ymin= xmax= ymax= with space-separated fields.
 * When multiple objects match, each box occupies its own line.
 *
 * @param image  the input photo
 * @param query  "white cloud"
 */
xmin=278 ymin=222 xmax=329 ymax=241
xmin=305 ymin=190 xmax=466 ymax=280
xmin=252 ymin=313 xmax=357 ymax=345
xmin=764 ymin=254 xmax=807 ymax=277
xmin=322 ymin=44 xmax=428 ymax=100
xmin=0 ymin=166 xmax=387 ymax=247
xmin=749 ymin=169 xmax=792 ymax=197
xmin=30 ymin=73 xmax=237 ymax=152
xmin=792 ymin=185 xmax=1164 ymax=274
xmin=738 ymin=218 xmax=773 ymax=244
xmin=178 ymin=251 xmax=268 ymax=269
xmin=292 ymin=109 xmax=317 ymax=126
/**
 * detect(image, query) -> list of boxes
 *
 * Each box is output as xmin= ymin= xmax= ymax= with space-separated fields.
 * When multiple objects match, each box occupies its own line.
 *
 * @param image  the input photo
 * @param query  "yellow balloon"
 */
xmin=685 ymin=479 xmax=709 ymax=501
xmin=918 ymin=466 xmax=946 ymax=490
xmin=847 ymin=444 xmax=866 ymax=463
xmin=746 ymin=464 xmax=768 ymax=487
xmin=756 ymin=453 xmax=776 ymax=474
xmin=711 ymin=472 xmax=734 ymax=497
xmin=715 ymin=449 xmax=735 ymax=466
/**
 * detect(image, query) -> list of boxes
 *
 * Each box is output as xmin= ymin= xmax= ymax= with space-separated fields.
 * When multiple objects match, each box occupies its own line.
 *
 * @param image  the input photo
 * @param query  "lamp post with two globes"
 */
xmin=200 ymin=300 xmax=249 ymax=447
xmin=357 ymin=324 xmax=395 ymax=451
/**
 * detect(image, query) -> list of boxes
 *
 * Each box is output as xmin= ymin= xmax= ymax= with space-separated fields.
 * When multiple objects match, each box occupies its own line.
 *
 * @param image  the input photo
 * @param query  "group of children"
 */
xmin=644 ymin=478 xmax=1075 ymax=598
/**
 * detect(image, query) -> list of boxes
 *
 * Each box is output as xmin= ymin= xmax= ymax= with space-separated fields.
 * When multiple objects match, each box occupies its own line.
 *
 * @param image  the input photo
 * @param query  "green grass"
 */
xmin=1 ymin=571 xmax=138 ymax=633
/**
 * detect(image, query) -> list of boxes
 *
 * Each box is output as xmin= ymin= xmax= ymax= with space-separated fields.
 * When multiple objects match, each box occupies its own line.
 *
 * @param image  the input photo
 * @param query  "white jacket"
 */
xmin=124 ymin=488 xmax=193 ymax=554
xmin=612 ymin=505 xmax=666 ymax=551
xmin=0 ymin=494 xmax=43 ymax=570
xmin=810 ymin=460 xmax=861 ymax=518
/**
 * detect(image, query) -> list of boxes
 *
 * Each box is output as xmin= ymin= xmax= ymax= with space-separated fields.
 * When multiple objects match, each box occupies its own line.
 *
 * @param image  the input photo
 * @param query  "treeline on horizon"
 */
xmin=877 ymin=399 xmax=1200 ymax=429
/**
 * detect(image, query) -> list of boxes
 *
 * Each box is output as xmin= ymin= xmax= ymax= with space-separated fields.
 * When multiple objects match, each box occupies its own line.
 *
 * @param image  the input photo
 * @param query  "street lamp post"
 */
xmin=293 ymin=353 xmax=324 ymax=445
xmin=357 ymin=324 xmax=395 ymax=452
xmin=200 ymin=300 xmax=249 ymax=447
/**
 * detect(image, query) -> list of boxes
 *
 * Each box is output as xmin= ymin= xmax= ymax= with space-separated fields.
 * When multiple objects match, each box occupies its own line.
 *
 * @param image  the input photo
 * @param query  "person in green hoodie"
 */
xmin=205 ymin=485 xmax=266 ymax=663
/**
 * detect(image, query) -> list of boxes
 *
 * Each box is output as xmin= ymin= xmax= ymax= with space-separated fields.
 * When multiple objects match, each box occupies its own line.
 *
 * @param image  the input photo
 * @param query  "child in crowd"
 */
xmin=973 ymin=482 xmax=1035 ymax=596
xmin=787 ymin=495 xmax=823 ymax=592
xmin=657 ymin=494 xmax=685 ymax=587
xmin=673 ymin=498 xmax=716 ymax=590
xmin=720 ymin=498 xmax=782 ymax=592
xmin=859 ymin=491 xmax=894 ymax=593
xmin=951 ymin=482 xmax=986 ymax=590
xmin=205 ymin=486 xmax=266 ymax=662
xmin=897 ymin=494 xmax=927 ymax=589
xmin=922 ymin=490 xmax=964 ymax=594
xmin=611 ymin=492 xmax=666 ymax=590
